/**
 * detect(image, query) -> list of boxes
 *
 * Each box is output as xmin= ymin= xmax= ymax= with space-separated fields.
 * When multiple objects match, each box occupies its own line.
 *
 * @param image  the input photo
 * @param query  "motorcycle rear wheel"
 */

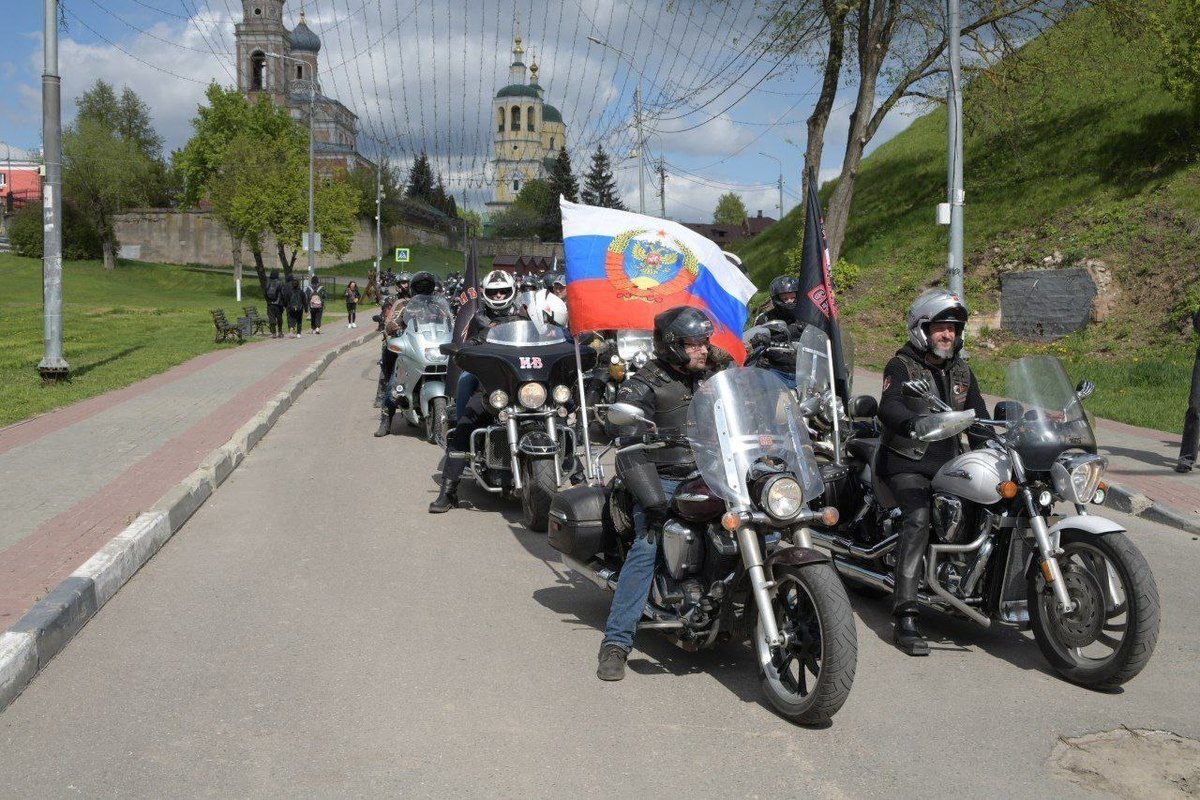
xmin=520 ymin=458 xmax=559 ymax=532
xmin=1028 ymin=530 xmax=1159 ymax=689
xmin=754 ymin=563 xmax=857 ymax=725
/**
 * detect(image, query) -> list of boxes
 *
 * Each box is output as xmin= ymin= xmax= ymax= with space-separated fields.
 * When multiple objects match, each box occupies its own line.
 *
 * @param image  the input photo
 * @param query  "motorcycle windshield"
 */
xmin=485 ymin=319 xmax=568 ymax=346
xmin=794 ymin=325 xmax=854 ymax=398
xmin=616 ymin=329 xmax=653 ymax=362
xmin=687 ymin=368 xmax=824 ymax=509
xmin=1004 ymin=356 xmax=1097 ymax=469
xmin=401 ymin=296 xmax=453 ymax=327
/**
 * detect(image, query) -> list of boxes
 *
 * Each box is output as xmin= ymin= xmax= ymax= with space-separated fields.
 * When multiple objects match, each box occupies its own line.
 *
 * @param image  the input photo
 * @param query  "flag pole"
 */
xmin=825 ymin=334 xmax=842 ymax=466
xmin=574 ymin=339 xmax=595 ymax=483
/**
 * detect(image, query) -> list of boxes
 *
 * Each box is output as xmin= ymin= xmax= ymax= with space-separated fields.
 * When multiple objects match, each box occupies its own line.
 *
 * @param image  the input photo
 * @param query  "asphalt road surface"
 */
xmin=2 ymin=345 xmax=1198 ymax=798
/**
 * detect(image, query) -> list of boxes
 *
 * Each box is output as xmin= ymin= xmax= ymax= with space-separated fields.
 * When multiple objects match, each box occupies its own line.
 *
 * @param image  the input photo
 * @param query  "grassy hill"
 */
xmin=736 ymin=7 xmax=1199 ymax=431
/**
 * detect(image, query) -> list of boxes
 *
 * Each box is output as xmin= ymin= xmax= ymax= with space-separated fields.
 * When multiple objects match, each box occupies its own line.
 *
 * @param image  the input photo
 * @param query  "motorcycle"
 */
xmin=387 ymin=295 xmax=454 ymax=446
xmin=448 ymin=319 xmax=592 ymax=531
xmin=801 ymin=330 xmax=1159 ymax=689
xmin=577 ymin=328 xmax=654 ymax=441
xmin=548 ymin=367 xmax=857 ymax=724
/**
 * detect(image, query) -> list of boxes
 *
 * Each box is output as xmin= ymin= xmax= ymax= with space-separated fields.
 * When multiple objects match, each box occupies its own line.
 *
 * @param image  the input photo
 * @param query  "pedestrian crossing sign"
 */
xmin=394 ymin=247 xmax=410 ymax=263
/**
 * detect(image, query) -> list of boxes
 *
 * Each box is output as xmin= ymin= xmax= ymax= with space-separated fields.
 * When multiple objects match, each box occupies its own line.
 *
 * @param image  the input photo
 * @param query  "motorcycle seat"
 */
xmin=848 ymin=437 xmax=880 ymax=463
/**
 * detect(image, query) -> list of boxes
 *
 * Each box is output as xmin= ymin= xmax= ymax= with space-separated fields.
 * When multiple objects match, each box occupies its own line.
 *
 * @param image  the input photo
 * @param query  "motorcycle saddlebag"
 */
xmin=547 ymin=484 xmax=615 ymax=562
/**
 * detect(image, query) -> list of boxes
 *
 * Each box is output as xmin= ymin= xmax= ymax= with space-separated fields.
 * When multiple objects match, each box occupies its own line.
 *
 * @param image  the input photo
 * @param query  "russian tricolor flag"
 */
xmin=561 ymin=199 xmax=757 ymax=364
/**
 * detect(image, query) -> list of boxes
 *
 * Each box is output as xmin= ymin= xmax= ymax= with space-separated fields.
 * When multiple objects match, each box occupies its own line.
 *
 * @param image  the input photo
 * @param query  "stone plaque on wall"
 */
xmin=1000 ymin=268 xmax=1098 ymax=341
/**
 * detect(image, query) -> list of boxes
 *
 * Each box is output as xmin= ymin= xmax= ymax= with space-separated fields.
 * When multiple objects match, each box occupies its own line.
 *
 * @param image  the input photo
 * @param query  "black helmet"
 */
xmin=653 ymin=307 xmax=714 ymax=368
xmin=409 ymin=271 xmax=436 ymax=296
xmin=769 ymin=275 xmax=801 ymax=312
xmin=519 ymin=274 xmax=540 ymax=293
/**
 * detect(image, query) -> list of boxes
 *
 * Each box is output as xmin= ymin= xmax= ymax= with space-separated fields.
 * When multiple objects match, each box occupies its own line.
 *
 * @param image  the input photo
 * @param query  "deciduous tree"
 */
xmin=713 ymin=192 xmax=747 ymax=225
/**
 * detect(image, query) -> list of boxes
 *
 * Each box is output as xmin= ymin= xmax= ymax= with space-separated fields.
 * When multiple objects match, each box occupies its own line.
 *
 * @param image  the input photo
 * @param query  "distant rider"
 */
xmin=877 ymin=289 xmax=987 ymax=656
xmin=375 ymin=272 xmax=438 ymax=437
xmin=596 ymin=307 xmax=722 ymax=681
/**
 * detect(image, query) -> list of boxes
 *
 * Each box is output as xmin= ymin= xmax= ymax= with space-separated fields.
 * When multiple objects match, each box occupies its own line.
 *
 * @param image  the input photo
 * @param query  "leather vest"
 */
xmin=881 ymin=351 xmax=973 ymax=461
xmin=635 ymin=360 xmax=710 ymax=470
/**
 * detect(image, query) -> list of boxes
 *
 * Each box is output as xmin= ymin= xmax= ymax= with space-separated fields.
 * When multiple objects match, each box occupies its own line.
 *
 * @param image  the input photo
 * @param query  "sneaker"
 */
xmin=596 ymin=643 xmax=629 ymax=681
xmin=297 ymin=332 xmax=302 ymax=337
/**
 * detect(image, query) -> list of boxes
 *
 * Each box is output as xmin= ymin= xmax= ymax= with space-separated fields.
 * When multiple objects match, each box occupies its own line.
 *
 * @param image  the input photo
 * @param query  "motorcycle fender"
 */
xmin=419 ymin=380 xmax=445 ymax=412
xmin=1048 ymin=514 xmax=1125 ymax=537
xmin=765 ymin=545 xmax=830 ymax=569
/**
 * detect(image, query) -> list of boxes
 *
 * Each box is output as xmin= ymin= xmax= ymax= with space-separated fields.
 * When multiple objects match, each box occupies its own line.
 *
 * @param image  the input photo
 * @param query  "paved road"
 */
xmin=1 ymin=346 xmax=1197 ymax=798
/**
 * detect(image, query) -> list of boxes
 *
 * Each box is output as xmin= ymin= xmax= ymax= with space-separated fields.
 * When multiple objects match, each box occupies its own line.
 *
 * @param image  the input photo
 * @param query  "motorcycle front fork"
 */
xmin=1022 ymin=488 xmax=1077 ymax=614
xmin=736 ymin=525 xmax=784 ymax=649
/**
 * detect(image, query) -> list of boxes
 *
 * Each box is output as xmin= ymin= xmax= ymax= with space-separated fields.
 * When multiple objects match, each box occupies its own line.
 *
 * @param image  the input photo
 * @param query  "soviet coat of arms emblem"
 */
xmin=605 ymin=228 xmax=701 ymax=302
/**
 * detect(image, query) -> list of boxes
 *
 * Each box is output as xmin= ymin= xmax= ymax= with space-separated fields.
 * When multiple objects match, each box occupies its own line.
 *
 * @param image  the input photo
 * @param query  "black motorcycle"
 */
xmin=449 ymin=319 xmax=593 ymax=531
xmin=549 ymin=367 xmax=857 ymax=725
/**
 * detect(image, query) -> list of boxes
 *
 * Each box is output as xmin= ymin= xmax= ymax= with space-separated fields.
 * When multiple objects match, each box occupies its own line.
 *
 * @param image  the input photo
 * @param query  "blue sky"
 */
xmin=1 ymin=1 xmax=926 ymax=223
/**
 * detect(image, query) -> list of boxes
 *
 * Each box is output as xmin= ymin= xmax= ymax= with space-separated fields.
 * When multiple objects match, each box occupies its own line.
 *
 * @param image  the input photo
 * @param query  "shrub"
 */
xmin=6 ymin=201 xmax=104 ymax=260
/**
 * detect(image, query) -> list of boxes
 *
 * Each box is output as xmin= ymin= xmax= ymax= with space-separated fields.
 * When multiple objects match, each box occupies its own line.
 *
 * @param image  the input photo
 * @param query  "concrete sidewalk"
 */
xmin=0 ymin=321 xmax=376 ymax=632
xmin=853 ymin=367 xmax=1200 ymax=534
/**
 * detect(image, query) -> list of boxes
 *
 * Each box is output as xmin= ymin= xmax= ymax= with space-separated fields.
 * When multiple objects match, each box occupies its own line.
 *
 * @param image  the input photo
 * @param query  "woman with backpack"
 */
xmin=307 ymin=275 xmax=327 ymax=335
xmin=286 ymin=277 xmax=306 ymax=337
xmin=345 ymin=280 xmax=361 ymax=329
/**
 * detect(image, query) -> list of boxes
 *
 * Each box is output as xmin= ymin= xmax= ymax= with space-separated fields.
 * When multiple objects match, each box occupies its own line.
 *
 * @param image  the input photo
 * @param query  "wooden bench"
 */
xmin=242 ymin=306 xmax=268 ymax=335
xmin=211 ymin=309 xmax=245 ymax=343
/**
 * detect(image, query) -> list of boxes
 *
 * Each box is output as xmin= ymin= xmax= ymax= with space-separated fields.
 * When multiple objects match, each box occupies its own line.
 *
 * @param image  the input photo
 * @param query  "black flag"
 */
xmin=795 ymin=170 xmax=850 ymax=402
xmin=445 ymin=240 xmax=479 ymax=395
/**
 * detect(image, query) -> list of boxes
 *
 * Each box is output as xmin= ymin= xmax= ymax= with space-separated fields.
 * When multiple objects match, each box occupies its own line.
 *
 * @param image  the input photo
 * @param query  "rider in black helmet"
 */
xmin=596 ymin=306 xmax=724 ymax=682
xmin=755 ymin=275 xmax=803 ymax=326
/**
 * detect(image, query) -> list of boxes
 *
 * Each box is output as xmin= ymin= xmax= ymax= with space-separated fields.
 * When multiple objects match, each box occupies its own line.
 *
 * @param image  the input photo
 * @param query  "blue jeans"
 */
xmin=455 ymin=372 xmax=478 ymax=423
xmin=602 ymin=478 xmax=681 ymax=651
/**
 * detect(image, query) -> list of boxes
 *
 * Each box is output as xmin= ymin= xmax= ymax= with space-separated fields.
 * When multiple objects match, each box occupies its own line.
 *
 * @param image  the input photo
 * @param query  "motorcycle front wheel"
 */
xmin=426 ymin=396 xmax=449 ymax=448
xmin=520 ymin=457 xmax=559 ymax=532
xmin=754 ymin=563 xmax=857 ymax=725
xmin=1028 ymin=530 xmax=1159 ymax=689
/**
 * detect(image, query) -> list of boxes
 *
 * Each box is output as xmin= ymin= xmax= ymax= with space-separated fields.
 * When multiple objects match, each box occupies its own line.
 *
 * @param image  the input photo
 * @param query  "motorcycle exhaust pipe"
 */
xmin=811 ymin=530 xmax=899 ymax=560
xmin=832 ymin=558 xmax=940 ymax=607
xmin=561 ymin=555 xmax=618 ymax=592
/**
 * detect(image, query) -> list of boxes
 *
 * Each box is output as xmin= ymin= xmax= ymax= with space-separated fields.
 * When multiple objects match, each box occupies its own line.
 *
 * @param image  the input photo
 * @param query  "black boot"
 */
xmin=373 ymin=385 xmax=385 ymax=409
xmin=374 ymin=410 xmax=394 ymax=437
xmin=429 ymin=456 xmax=467 ymax=513
xmin=893 ymin=607 xmax=929 ymax=656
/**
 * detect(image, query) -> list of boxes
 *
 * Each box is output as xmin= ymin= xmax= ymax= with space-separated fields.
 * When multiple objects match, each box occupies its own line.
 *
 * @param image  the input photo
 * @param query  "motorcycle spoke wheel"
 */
xmin=754 ymin=563 xmax=856 ymax=726
xmin=1028 ymin=531 xmax=1160 ymax=689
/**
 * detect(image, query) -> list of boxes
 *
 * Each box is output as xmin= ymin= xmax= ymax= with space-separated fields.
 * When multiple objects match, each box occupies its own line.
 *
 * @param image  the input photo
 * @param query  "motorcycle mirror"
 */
xmin=993 ymin=400 xmax=1023 ymax=421
xmin=1075 ymin=379 xmax=1095 ymax=401
xmin=913 ymin=410 xmax=976 ymax=442
xmin=439 ymin=342 xmax=460 ymax=357
xmin=606 ymin=402 xmax=650 ymax=428
xmin=901 ymin=379 xmax=932 ymax=399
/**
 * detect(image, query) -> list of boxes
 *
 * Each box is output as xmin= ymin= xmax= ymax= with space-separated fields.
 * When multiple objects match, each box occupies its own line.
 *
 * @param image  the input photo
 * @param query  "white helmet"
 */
xmin=538 ymin=289 xmax=568 ymax=327
xmin=481 ymin=270 xmax=516 ymax=312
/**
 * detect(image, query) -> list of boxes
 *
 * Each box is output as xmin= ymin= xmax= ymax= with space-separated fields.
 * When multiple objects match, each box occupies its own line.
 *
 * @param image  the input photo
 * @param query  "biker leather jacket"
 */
xmin=616 ymin=357 xmax=717 ymax=484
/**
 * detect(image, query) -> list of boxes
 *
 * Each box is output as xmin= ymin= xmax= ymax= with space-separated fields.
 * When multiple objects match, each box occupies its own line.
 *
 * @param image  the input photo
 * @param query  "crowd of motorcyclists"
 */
xmin=362 ymin=256 xmax=1157 ymax=707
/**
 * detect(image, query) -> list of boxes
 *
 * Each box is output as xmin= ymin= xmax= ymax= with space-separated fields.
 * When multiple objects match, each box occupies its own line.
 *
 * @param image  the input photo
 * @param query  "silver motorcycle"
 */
xmin=388 ymin=295 xmax=454 ymax=446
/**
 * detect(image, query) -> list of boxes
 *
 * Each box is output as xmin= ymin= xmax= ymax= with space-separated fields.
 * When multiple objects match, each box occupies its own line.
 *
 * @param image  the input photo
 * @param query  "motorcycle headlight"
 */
xmin=1051 ymin=453 xmax=1108 ymax=504
xmin=762 ymin=475 xmax=804 ymax=520
xmin=488 ymin=389 xmax=509 ymax=410
xmin=423 ymin=348 xmax=448 ymax=363
xmin=518 ymin=382 xmax=547 ymax=409
xmin=552 ymin=384 xmax=572 ymax=404
xmin=632 ymin=351 xmax=649 ymax=369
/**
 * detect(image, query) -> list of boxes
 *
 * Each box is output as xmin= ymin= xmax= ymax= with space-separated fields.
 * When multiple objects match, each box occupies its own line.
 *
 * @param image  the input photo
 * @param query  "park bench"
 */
xmin=243 ymin=306 xmax=268 ymax=335
xmin=211 ymin=309 xmax=245 ymax=343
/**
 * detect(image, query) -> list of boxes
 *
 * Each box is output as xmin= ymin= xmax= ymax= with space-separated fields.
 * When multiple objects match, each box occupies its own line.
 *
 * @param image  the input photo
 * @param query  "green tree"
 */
xmin=581 ymin=145 xmax=626 ymax=209
xmin=1150 ymin=0 xmax=1200 ymax=118
xmin=75 ymin=79 xmax=174 ymax=206
xmin=713 ymin=192 xmax=747 ymax=225
xmin=406 ymin=152 xmax=435 ymax=201
xmin=490 ymin=179 xmax=562 ymax=240
xmin=459 ymin=208 xmax=483 ymax=238
xmin=548 ymin=147 xmax=579 ymax=203
xmin=62 ymin=116 xmax=155 ymax=270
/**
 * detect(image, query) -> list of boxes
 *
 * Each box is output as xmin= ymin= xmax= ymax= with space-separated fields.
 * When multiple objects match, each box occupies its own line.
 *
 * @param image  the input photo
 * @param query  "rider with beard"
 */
xmin=428 ymin=270 xmax=525 ymax=512
xmin=596 ymin=307 xmax=722 ymax=681
xmin=374 ymin=272 xmax=439 ymax=437
xmin=877 ymin=289 xmax=987 ymax=656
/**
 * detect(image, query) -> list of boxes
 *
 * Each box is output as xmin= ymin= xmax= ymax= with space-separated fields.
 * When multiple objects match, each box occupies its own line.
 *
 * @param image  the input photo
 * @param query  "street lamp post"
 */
xmin=759 ymin=151 xmax=783 ymax=218
xmin=267 ymin=52 xmax=316 ymax=277
xmin=587 ymin=35 xmax=646 ymax=214
xmin=39 ymin=0 xmax=68 ymax=381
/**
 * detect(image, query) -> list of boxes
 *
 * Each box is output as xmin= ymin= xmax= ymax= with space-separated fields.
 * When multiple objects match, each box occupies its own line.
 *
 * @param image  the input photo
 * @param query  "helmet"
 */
xmin=551 ymin=273 xmax=567 ymax=291
xmin=653 ymin=306 xmax=714 ymax=368
xmin=481 ymin=269 xmax=516 ymax=312
xmin=397 ymin=271 xmax=412 ymax=284
xmin=519 ymin=274 xmax=540 ymax=293
xmin=907 ymin=288 xmax=968 ymax=354
xmin=409 ymin=271 xmax=436 ymax=296
xmin=723 ymin=251 xmax=748 ymax=274
xmin=769 ymin=275 xmax=801 ymax=312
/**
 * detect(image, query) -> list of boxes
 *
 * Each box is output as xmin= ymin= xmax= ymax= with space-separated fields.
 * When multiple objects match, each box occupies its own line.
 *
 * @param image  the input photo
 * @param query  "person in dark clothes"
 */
xmin=286 ymin=277 xmax=305 ymax=337
xmin=307 ymin=275 xmax=326 ymax=334
xmin=345 ymin=280 xmax=361 ymax=329
xmin=1177 ymin=305 xmax=1200 ymax=473
xmin=264 ymin=269 xmax=285 ymax=338
xmin=877 ymin=289 xmax=988 ymax=656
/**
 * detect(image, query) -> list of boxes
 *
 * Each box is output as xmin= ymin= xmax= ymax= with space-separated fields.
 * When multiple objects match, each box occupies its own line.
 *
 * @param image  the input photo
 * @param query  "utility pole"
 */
xmin=759 ymin=151 xmax=783 ymax=219
xmin=374 ymin=156 xmax=382 ymax=286
xmin=634 ymin=85 xmax=645 ymax=214
xmin=306 ymin=78 xmax=315 ymax=277
xmin=945 ymin=0 xmax=965 ymax=299
xmin=656 ymin=160 xmax=667 ymax=218
xmin=38 ymin=0 xmax=68 ymax=381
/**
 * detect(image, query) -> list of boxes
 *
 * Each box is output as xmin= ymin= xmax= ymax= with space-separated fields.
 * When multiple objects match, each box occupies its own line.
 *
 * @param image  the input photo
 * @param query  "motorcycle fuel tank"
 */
xmin=671 ymin=476 xmax=724 ymax=522
xmin=932 ymin=450 xmax=1012 ymax=505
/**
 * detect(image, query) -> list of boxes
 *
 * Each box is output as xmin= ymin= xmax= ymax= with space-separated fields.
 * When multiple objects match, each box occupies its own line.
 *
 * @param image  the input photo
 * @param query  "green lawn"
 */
xmin=334 ymin=241 xmax=467 ymax=279
xmin=0 ymin=253 xmax=283 ymax=427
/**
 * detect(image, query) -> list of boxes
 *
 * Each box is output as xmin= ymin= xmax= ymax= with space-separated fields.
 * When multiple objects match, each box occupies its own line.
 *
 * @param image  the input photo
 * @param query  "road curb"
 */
xmin=0 ymin=329 xmax=375 ymax=714
xmin=1104 ymin=481 xmax=1200 ymax=536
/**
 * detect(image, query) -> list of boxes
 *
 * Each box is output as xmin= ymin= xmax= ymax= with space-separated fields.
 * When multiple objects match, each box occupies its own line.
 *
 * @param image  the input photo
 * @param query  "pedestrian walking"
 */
xmin=286 ymin=276 xmax=305 ymax=337
xmin=345 ymin=280 xmax=361 ymax=329
xmin=1176 ymin=305 xmax=1200 ymax=473
xmin=264 ymin=269 xmax=285 ymax=338
xmin=307 ymin=275 xmax=326 ymax=335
